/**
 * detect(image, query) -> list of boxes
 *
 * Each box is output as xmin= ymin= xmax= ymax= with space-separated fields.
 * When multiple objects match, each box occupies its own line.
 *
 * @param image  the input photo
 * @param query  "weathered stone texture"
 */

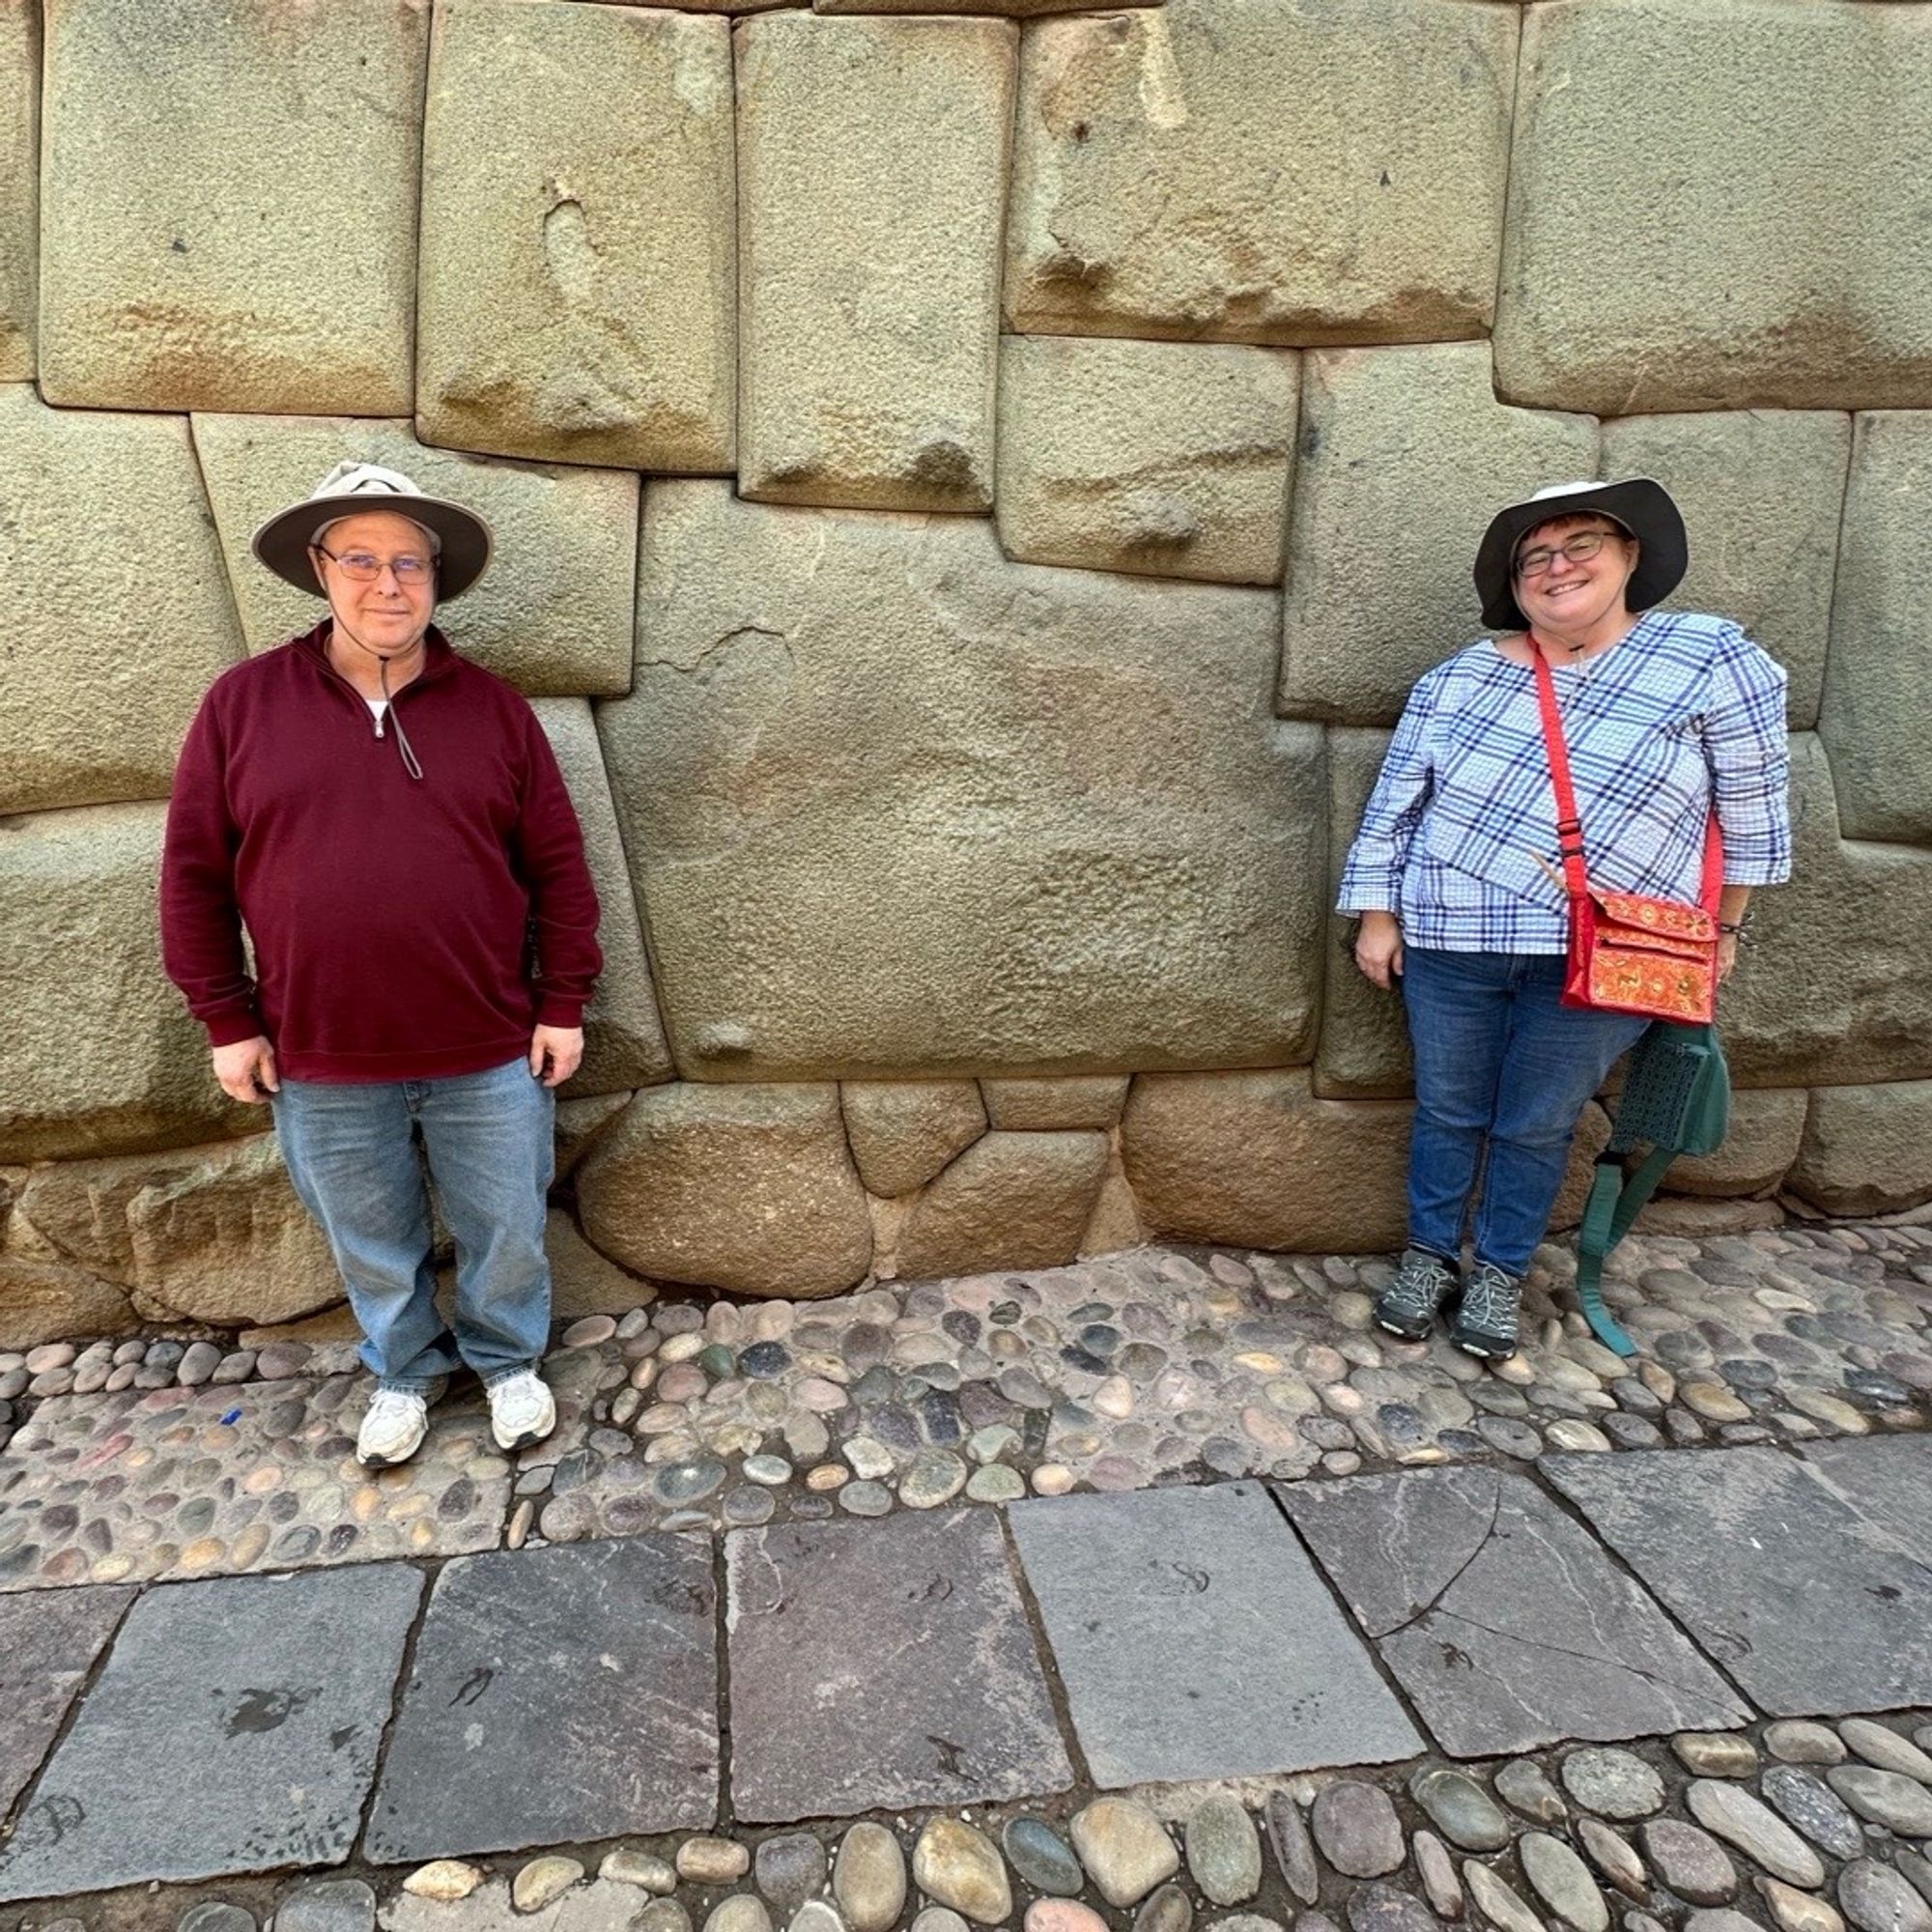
xmin=1600 ymin=412 xmax=1850 ymax=732
xmin=192 ymin=414 xmax=637 ymax=696
xmin=1317 ymin=727 xmax=1413 ymax=1099
xmin=0 ymin=805 xmax=258 ymax=1164
xmin=1788 ymin=1085 xmax=1932 ymax=1219
xmin=1494 ymin=0 xmax=1932 ymax=414
xmin=0 ymin=388 xmax=246 ymax=815
xmin=818 ymin=0 xmax=1151 ymax=14
xmin=576 ymin=1083 xmax=872 ymax=1298
xmin=528 ymin=700 xmax=674 ymax=1098
xmin=981 ymin=1076 xmax=1128 ymax=1130
xmin=1279 ymin=345 xmax=1599 ymax=724
xmin=1820 ymin=412 xmax=1932 ymax=842
xmin=895 ymin=1130 xmax=1110 ymax=1279
xmin=0 ymin=1253 xmax=139 ymax=1352
xmin=1721 ymin=736 xmax=1932 ymax=1089
xmin=416 ymin=0 xmax=735 ymax=473
xmin=1661 ymin=1088 xmax=1807 ymax=1200
xmin=38 ymin=0 xmax=427 ymax=413
xmin=606 ymin=484 xmax=1323 ymax=1080
xmin=1005 ymin=0 xmax=1518 ymax=347
xmin=995 ymin=337 xmax=1298 ymax=583
xmin=0 ymin=3 xmax=37 ymax=380
xmin=841 ymin=1082 xmax=987 ymax=1198
xmin=1122 ymin=1070 xmax=1409 ymax=1254
xmin=545 ymin=1208 xmax=652 ymax=1323
xmin=737 ymin=15 xmax=1014 ymax=511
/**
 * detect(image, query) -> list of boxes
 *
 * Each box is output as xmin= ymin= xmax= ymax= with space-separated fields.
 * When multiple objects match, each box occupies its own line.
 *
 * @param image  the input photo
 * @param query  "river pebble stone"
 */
xmin=1675 ymin=1734 xmax=1762 ymax=1779
xmin=1186 ymin=1796 xmax=1264 ymax=1905
xmin=603 ymin=1847 xmax=679 ymax=1890
xmin=403 ymin=1861 xmax=484 ymax=1901
xmin=1412 ymin=1831 xmax=1462 ymax=1919
xmin=1265 ymin=1793 xmax=1322 ymax=1906
xmin=1838 ymin=1861 xmax=1932 ymax=1932
xmin=1026 ymin=1906 xmax=1109 ymax=1932
xmin=1840 ymin=1721 xmax=1932 ymax=1785
xmin=706 ymin=1900 xmax=775 ymax=1932
xmin=1642 ymin=1820 xmax=1740 ymax=1906
xmin=913 ymin=1819 xmax=1012 ymax=1925
xmin=514 ymin=1856 xmax=585 ymax=1913
xmin=834 ymin=1824 xmax=908 ymax=1932
xmin=1311 ymin=1781 xmax=1406 ymax=1879
xmin=1771 ymin=1723 xmax=1852 ymax=1767
xmin=272 ymin=1879 xmax=378 ymax=1932
xmin=1345 ymin=1884 xmax=1435 ymax=1932
xmin=1577 ymin=1817 xmax=1648 ymax=1902
xmin=1463 ymin=1862 xmax=1545 ymax=1932
xmin=1562 ymin=1747 xmax=1667 ymax=1820
xmin=757 ymin=1833 xmax=830 ymax=1915
xmin=1521 ymin=1831 xmax=1611 ymax=1932
xmin=681 ymin=1837 xmax=753 ymax=1885
xmin=1004 ymin=1817 xmax=1087 ymax=1898
xmin=1688 ymin=1782 xmax=1828 ymax=1889
xmin=1073 ymin=1798 xmax=1181 ymax=1909
xmin=1410 ymin=1767 xmax=1513 ymax=1852
xmin=1757 ymin=1878 xmax=1847 ymax=1932
xmin=1830 ymin=1768 xmax=1932 ymax=1836
xmin=1763 ymin=1767 xmax=1868 ymax=1861
xmin=1496 ymin=1759 xmax=1569 ymax=1825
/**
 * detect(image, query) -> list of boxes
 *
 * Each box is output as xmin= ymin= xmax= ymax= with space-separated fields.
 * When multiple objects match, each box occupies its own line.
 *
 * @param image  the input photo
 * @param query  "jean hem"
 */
xmin=481 ymin=1363 xmax=539 ymax=1390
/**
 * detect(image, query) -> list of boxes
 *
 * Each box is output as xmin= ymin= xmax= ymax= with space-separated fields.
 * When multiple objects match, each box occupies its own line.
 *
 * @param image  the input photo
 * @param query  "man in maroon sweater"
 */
xmin=161 ymin=462 xmax=602 ymax=1468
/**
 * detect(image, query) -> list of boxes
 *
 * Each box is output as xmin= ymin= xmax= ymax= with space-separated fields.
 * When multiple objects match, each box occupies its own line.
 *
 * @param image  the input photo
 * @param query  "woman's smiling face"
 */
xmin=1512 ymin=512 xmax=1640 ymax=637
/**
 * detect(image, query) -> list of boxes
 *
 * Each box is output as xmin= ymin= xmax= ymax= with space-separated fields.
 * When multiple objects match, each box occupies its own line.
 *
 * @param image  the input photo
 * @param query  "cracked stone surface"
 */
xmin=0 ymin=1583 xmax=133 ymax=1819
xmin=1279 ymin=1464 xmax=1747 ymax=1755
xmin=1010 ymin=1481 xmax=1420 ymax=1784
xmin=725 ymin=1507 xmax=1072 ymax=1822
xmin=365 ymin=1535 xmax=719 ymax=1863
xmin=0 ymin=1562 xmax=422 ymax=1900
xmin=1543 ymin=1445 xmax=1932 ymax=1717
xmin=1799 ymin=1435 xmax=1932 ymax=1567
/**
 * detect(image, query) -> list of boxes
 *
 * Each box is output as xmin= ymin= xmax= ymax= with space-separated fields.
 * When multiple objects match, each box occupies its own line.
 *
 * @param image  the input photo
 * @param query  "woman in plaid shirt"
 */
xmin=1338 ymin=479 xmax=1791 ymax=1360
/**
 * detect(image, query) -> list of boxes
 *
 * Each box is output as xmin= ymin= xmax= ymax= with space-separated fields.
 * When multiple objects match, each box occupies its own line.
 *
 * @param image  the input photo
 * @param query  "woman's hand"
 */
xmin=1354 ymin=912 xmax=1405 ymax=990
xmin=1718 ymin=932 xmax=1740 ymax=983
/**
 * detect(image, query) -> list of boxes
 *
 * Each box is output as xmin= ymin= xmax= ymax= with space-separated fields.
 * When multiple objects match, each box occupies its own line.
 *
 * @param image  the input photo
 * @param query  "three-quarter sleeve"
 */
xmin=1704 ymin=628 xmax=1792 ymax=886
xmin=1337 ymin=671 xmax=1440 ymax=914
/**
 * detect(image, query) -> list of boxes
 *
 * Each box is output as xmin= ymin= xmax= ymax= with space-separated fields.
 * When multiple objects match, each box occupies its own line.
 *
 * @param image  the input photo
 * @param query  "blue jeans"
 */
xmin=1401 ymin=949 xmax=1649 ymax=1279
xmin=271 ymin=1057 xmax=555 ymax=1391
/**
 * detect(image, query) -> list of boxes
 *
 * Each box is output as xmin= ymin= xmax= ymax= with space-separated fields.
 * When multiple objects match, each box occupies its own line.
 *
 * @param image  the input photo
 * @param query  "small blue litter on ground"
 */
xmin=219 ymin=1408 xmax=242 ymax=1426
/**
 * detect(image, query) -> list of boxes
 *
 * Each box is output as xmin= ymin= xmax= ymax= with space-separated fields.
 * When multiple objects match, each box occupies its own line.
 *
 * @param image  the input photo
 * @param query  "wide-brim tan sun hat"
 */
xmin=250 ymin=459 xmax=494 ymax=601
xmin=1473 ymin=477 xmax=1688 ymax=633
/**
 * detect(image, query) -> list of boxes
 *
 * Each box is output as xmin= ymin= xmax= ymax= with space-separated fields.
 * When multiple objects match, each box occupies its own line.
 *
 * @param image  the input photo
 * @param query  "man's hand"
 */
xmin=528 ymin=1025 xmax=584 ymax=1089
xmin=213 ymin=1036 xmax=280 ymax=1103
xmin=1353 ymin=911 xmax=1406 ymax=991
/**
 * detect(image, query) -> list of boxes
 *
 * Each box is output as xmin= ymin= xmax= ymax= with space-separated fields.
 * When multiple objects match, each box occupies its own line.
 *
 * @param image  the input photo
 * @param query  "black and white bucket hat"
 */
xmin=1473 ymin=477 xmax=1688 ymax=632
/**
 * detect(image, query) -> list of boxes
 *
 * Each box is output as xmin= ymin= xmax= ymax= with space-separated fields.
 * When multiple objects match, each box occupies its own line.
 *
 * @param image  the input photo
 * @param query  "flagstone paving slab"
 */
xmin=1798 ymin=1435 xmax=1932 ymax=1567
xmin=0 ymin=1582 xmax=134 ymax=1820
xmin=725 ymin=1506 xmax=1072 ymax=1822
xmin=0 ymin=1561 xmax=423 ymax=1902
xmin=1279 ymin=1465 xmax=1747 ymax=1756
xmin=365 ymin=1534 xmax=719 ymax=1862
xmin=0 ymin=1377 xmax=507 ymax=1592
xmin=1543 ymin=1446 xmax=1932 ymax=1717
xmin=1010 ymin=1481 xmax=1421 ymax=1784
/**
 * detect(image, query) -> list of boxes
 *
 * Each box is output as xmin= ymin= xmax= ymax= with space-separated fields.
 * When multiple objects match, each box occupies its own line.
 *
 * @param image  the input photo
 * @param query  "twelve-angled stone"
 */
xmin=1544 ymin=1446 xmax=1932 ymax=1717
xmin=0 ymin=1563 xmax=422 ymax=1900
xmin=0 ymin=1584 xmax=133 ymax=1820
xmin=1281 ymin=1465 xmax=1747 ymax=1756
xmin=726 ymin=1507 xmax=1071 ymax=1821
xmin=1011 ymin=1483 xmax=1420 ymax=1785
xmin=366 ymin=1535 xmax=719 ymax=1861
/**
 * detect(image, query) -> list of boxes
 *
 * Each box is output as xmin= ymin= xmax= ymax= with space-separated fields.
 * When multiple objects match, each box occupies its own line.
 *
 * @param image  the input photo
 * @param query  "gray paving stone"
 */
xmin=366 ymin=1535 xmax=718 ymax=1861
xmin=1544 ymin=1446 xmax=1932 ymax=1717
xmin=1799 ymin=1436 xmax=1932 ymax=1566
xmin=727 ymin=1507 xmax=1072 ymax=1822
xmin=1280 ymin=1464 xmax=1746 ymax=1757
xmin=1013 ymin=1483 xmax=1419 ymax=1785
xmin=0 ymin=1564 xmax=421 ymax=1900
xmin=0 ymin=1583 xmax=133 ymax=1821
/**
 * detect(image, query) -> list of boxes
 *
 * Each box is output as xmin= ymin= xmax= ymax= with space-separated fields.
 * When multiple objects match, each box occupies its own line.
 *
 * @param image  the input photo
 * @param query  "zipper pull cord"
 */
xmin=381 ymin=655 xmax=424 ymax=782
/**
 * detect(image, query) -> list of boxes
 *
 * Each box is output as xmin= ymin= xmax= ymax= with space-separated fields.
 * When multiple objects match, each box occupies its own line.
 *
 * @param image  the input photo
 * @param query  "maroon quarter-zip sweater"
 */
xmin=161 ymin=621 xmax=602 ymax=1082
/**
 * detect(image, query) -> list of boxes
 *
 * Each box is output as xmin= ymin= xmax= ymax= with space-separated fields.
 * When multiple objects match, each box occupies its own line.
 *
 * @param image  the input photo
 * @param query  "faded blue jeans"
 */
xmin=271 ymin=1056 xmax=555 ymax=1391
xmin=1401 ymin=948 xmax=1649 ymax=1279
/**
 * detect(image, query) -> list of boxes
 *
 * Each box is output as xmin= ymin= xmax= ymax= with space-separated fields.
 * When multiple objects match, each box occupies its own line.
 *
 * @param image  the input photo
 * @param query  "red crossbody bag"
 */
xmin=1530 ymin=649 xmax=1724 ymax=1025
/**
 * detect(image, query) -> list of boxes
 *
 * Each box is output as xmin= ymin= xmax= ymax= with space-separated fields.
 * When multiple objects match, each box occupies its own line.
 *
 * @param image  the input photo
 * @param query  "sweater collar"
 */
xmin=292 ymin=616 xmax=461 ymax=690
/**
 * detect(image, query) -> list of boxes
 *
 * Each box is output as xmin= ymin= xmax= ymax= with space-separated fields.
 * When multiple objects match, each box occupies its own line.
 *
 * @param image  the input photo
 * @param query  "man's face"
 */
xmin=310 ymin=509 xmax=437 ymax=654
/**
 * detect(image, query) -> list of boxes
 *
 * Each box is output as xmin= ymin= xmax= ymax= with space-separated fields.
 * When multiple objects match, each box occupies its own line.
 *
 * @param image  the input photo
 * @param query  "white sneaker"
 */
xmin=356 ymin=1386 xmax=431 ymax=1468
xmin=488 ymin=1370 xmax=556 ymax=1452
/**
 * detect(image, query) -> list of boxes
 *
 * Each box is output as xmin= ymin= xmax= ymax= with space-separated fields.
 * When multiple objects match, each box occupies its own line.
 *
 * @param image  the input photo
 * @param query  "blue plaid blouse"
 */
xmin=1337 ymin=611 xmax=1792 ymax=954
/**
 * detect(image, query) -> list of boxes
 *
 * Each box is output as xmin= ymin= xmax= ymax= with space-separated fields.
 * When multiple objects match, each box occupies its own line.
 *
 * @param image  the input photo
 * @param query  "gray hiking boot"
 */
xmin=1451 ymin=1261 xmax=1522 ymax=1360
xmin=1374 ymin=1247 xmax=1460 ymax=1341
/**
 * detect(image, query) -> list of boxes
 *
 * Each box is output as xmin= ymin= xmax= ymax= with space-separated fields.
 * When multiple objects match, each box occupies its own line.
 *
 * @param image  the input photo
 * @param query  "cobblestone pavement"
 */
xmin=0 ymin=1223 xmax=1927 ymax=1930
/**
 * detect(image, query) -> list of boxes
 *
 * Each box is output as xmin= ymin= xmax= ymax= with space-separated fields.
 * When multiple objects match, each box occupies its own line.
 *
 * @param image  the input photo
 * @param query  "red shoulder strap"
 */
xmin=1528 ymin=648 xmax=1590 ymax=901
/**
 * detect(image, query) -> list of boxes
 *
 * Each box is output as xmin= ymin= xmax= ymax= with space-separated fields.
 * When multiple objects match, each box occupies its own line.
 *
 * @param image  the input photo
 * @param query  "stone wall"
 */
xmin=3 ymin=0 xmax=1929 ymax=1345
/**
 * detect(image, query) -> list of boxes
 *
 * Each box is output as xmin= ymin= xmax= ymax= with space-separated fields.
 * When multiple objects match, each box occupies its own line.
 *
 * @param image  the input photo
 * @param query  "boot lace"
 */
xmin=1382 ymin=1249 xmax=1457 ymax=1323
xmin=1460 ymin=1262 xmax=1520 ymax=1337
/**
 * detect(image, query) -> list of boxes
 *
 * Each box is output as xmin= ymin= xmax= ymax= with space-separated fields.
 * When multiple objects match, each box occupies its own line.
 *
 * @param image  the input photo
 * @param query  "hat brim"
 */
xmin=250 ymin=492 xmax=494 ymax=602
xmin=1472 ymin=478 xmax=1687 ymax=633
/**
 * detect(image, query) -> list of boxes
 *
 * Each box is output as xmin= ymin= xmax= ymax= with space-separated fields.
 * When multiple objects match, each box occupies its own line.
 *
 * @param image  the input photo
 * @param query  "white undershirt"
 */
xmin=364 ymin=696 xmax=389 ymax=724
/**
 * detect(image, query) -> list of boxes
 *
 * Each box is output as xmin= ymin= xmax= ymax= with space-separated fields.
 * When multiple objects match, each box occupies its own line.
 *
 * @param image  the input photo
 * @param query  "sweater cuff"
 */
xmin=203 ymin=1008 xmax=265 ymax=1049
xmin=535 ymin=999 xmax=587 ymax=1030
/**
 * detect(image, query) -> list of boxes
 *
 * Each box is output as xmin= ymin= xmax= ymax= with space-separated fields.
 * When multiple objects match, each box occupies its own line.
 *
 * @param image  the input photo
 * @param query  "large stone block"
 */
xmin=416 ymin=0 xmax=734 ymax=473
xmin=0 ymin=3 xmax=36 ymax=381
xmin=191 ymin=414 xmax=637 ymax=696
xmin=818 ymin=0 xmax=1151 ymax=14
xmin=1600 ymin=412 xmax=1850 ymax=733
xmin=1121 ymin=1069 xmax=1409 ymax=1253
xmin=606 ymin=484 xmax=1323 ymax=1079
xmin=38 ymin=0 xmax=427 ymax=413
xmin=1278 ymin=344 xmax=1598 ymax=724
xmin=1661 ymin=1087 xmax=1806 ymax=1200
xmin=1493 ymin=0 xmax=1932 ymax=414
xmin=980 ymin=1076 xmax=1127 ymax=1130
xmin=1004 ymin=0 xmax=1518 ymax=347
xmin=0 ymin=805 xmax=259 ymax=1163
xmin=841 ymin=1081 xmax=987 ymax=1197
xmin=8 ymin=1133 xmax=337 ymax=1327
xmin=895 ymin=1129 xmax=1109 ymax=1279
xmin=576 ymin=1083 xmax=872 ymax=1298
xmin=1720 ymin=736 xmax=1932 ymax=1089
xmin=736 ymin=14 xmax=1014 ymax=511
xmin=528 ymin=700 xmax=674 ymax=1098
xmin=1317 ymin=726 xmax=1413 ymax=1098
xmin=1820 ymin=412 xmax=1932 ymax=842
xmin=995 ymin=336 xmax=1298 ymax=583
xmin=0 ymin=388 xmax=246 ymax=814
xmin=1787 ymin=1084 xmax=1932 ymax=1219
xmin=0 ymin=1254 xmax=138 ymax=1352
